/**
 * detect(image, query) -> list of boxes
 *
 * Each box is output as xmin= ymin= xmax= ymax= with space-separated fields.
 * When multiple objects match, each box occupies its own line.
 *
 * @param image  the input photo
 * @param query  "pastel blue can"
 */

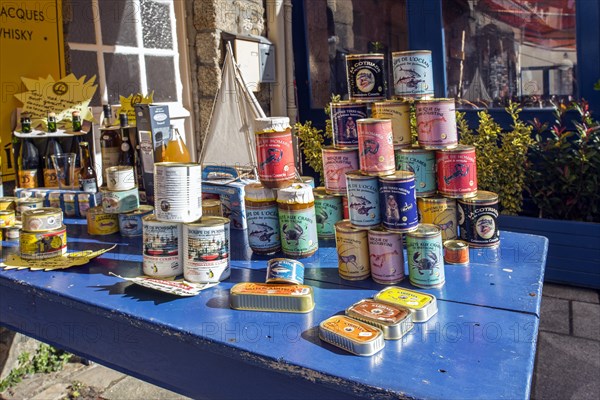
xmin=345 ymin=171 xmax=380 ymax=228
xmin=266 ymin=258 xmax=305 ymax=285
xmin=395 ymin=147 xmax=437 ymax=197
xmin=118 ymin=205 xmax=154 ymax=237
xmin=314 ymin=187 xmax=343 ymax=239
xmin=378 ymin=171 xmax=418 ymax=233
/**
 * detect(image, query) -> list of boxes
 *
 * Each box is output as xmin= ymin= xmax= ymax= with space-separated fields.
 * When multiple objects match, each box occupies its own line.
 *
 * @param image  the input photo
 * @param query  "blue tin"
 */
xmin=345 ymin=171 xmax=380 ymax=228
xmin=331 ymin=101 xmax=368 ymax=149
xmin=378 ymin=171 xmax=418 ymax=232
xmin=118 ymin=205 xmax=154 ymax=237
xmin=266 ymin=258 xmax=305 ymax=285
xmin=406 ymin=224 xmax=445 ymax=288
xmin=395 ymin=147 xmax=436 ymax=197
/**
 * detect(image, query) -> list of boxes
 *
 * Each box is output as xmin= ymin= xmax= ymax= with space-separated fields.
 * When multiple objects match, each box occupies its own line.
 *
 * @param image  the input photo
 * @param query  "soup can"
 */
xmin=392 ymin=50 xmax=434 ymax=98
xmin=48 ymin=193 xmax=61 ymax=209
xmin=313 ymin=187 xmax=343 ymax=240
xmin=417 ymin=197 xmax=458 ymax=241
xmin=255 ymin=117 xmax=296 ymax=188
xmin=277 ymin=184 xmax=319 ymax=258
xmin=63 ymin=193 xmax=77 ymax=217
xmin=106 ymin=166 xmax=136 ymax=191
xmin=436 ymin=145 xmax=477 ymax=198
xmin=20 ymin=226 xmax=67 ymax=260
xmin=371 ymin=100 xmax=412 ymax=147
xmin=142 ymin=214 xmax=183 ymax=278
xmin=334 ymin=220 xmax=370 ymax=281
xmin=458 ymin=191 xmax=500 ymax=248
xmin=16 ymin=198 xmax=43 ymax=214
xmin=415 ymin=98 xmax=458 ymax=149
xmin=201 ymin=199 xmax=222 ymax=217
xmin=118 ymin=205 xmax=154 ymax=237
xmin=368 ymin=227 xmax=405 ymax=284
xmin=101 ymin=187 xmax=140 ymax=214
xmin=357 ymin=118 xmax=395 ymax=176
xmin=266 ymin=258 xmax=304 ymax=285
xmin=345 ymin=171 xmax=380 ymax=228
xmin=395 ymin=147 xmax=436 ymax=197
xmin=77 ymin=193 xmax=91 ymax=217
xmin=183 ymin=217 xmax=231 ymax=283
xmin=0 ymin=197 xmax=16 ymax=211
xmin=406 ymin=224 xmax=445 ymax=289
xmin=87 ymin=206 xmax=119 ymax=235
xmin=21 ymin=207 xmax=63 ymax=232
xmin=346 ymin=53 xmax=386 ymax=101
xmin=245 ymin=183 xmax=281 ymax=255
xmin=154 ymin=162 xmax=203 ymax=222
xmin=378 ymin=171 xmax=418 ymax=233
xmin=330 ymin=101 xmax=368 ymax=149
xmin=322 ymin=146 xmax=359 ymax=194
xmin=0 ymin=210 xmax=16 ymax=228
xmin=444 ymin=240 xmax=470 ymax=264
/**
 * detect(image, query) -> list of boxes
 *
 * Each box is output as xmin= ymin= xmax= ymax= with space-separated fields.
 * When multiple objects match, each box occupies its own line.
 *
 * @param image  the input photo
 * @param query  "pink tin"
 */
xmin=322 ymin=146 xmax=359 ymax=195
xmin=357 ymin=118 xmax=395 ymax=176
xmin=415 ymin=98 xmax=458 ymax=149
xmin=368 ymin=227 xmax=405 ymax=284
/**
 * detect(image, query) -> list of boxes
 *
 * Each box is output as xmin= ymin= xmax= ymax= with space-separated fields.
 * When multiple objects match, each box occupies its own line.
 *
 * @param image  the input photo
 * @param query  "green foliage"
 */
xmin=594 ymin=79 xmax=600 ymax=91
xmin=526 ymin=100 xmax=600 ymax=221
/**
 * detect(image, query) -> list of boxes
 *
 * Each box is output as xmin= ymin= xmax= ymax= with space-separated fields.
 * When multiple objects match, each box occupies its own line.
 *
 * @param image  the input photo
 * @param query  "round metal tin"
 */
xmin=255 ymin=118 xmax=296 ymax=188
xmin=417 ymin=196 xmax=458 ymax=241
xmin=20 ymin=225 xmax=67 ymax=260
xmin=345 ymin=171 xmax=381 ymax=228
xmin=334 ymin=220 xmax=370 ymax=281
xmin=392 ymin=50 xmax=434 ymax=98
xmin=245 ymin=183 xmax=281 ymax=255
xmin=444 ymin=240 xmax=470 ymax=264
xmin=266 ymin=258 xmax=305 ymax=285
xmin=0 ymin=210 xmax=16 ymax=228
xmin=142 ymin=214 xmax=183 ymax=278
xmin=357 ymin=118 xmax=395 ymax=176
xmin=395 ymin=147 xmax=437 ymax=197
xmin=16 ymin=198 xmax=44 ymax=214
xmin=371 ymin=100 xmax=412 ymax=147
xmin=436 ymin=145 xmax=478 ymax=198
xmin=378 ymin=171 xmax=418 ymax=233
xmin=0 ymin=197 xmax=16 ymax=211
xmin=330 ymin=101 xmax=367 ymax=149
xmin=118 ymin=205 xmax=154 ymax=237
xmin=201 ymin=199 xmax=222 ymax=217
xmin=322 ymin=146 xmax=359 ymax=194
xmin=183 ymin=216 xmax=231 ymax=283
xmin=63 ymin=193 xmax=77 ymax=218
xmin=154 ymin=162 xmax=203 ymax=223
xmin=87 ymin=206 xmax=119 ymax=235
xmin=406 ymin=224 xmax=445 ymax=288
xmin=106 ymin=166 xmax=136 ymax=191
xmin=458 ymin=191 xmax=500 ymax=248
xmin=314 ymin=187 xmax=343 ymax=240
xmin=415 ymin=99 xmax=458 ymax=149
xmin=277 ymin=184 xmax=318 ymax=258
xmin=346 ymin=53 xmax=387 ymax=101
xmin=101 ymin=187 xmax=140 ymax=214
xmin=21 ymin=207 xmax=63 ymax=232
xmin=368 ymin=227 xmax=405 ymax=284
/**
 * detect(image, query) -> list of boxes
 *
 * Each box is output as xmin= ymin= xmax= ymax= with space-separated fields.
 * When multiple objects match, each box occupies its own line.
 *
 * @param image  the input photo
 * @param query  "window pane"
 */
xmin=68 ymin=0 xmax=96 ymax=44
xmin=141 ymin=0 xmax=173 ymax=49
xmin=306 ymin=0 xmax=408 ymax=108
xmin=101 ymin=0 xmax=138 ymax=46
xmin=70 ymin=50 xmax=101 ymax=106
xmin=145 ymin=56 xmax=177 ymax=102
xmin=104 ymin=54 xmax=141 ymax=104
xmin=444 ymin=0 xmax=577 ymax=108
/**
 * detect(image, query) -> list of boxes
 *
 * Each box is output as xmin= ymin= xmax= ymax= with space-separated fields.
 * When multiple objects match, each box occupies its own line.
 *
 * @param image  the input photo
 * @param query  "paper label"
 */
xmin=110 ymin=273 xmax=217 ymax=296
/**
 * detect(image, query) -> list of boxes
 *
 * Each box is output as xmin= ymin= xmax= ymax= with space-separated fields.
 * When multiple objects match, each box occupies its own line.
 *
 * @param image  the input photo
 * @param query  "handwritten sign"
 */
xmin=0 ymin=245 xmax=116 ymax=271
xmin=114 ymin=92 xmax=154 ymax=126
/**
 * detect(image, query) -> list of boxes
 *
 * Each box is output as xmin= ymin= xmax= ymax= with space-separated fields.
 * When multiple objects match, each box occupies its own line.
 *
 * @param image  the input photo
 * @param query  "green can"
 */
xmin=313 ymin=187 xmax=343 ymax=240
xmin=277 ymin=183 xmax=319 ymax=258
xmin=406 ymin=224 xmax=445 ymax=288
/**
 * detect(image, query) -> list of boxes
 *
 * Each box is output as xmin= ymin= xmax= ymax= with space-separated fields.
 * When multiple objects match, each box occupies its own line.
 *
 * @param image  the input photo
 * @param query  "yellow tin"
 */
xmin=20 ymin=226 xmax=67 ymax=259
xmin=87 ymin=206 xmax=119 ymax=235
xmin=0 ymin=197 xmax=17 ymax=211
xmin=229 ymin=282 xmax=314 ymax=313
xmin=371 ymin=100 xmax=412 ymax=147
xmin=0 ymin=210 xmax=16 ymax=228
xmin=334 ymin=220 xmax=370 ymax=281
xmin=201 ymin=199 xmax=222 ymax=217
xmin=417 ymin=196 xmax=458 ymax=241
xmin=374 ymin=286 xmax=438 ymax=322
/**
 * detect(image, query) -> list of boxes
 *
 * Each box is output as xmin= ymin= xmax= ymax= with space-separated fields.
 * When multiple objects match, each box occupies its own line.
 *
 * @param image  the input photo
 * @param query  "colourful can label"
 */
xmin=314 ymin=194 xmax=343 ymax=239
xmin=346 ymin=173 xmax=380 ymax=227
xmin=458 ymin=198 xmax=499 ymax=247
xmin=322 ymin=147 xmax=359 ymax=194
xmin=118 ymin=206 xmax=154 ymax=237
xmin=395 ymin=148 xmax=436 ymax=196
xmin=266 ymin=258 xmax=305 ymax=285
xmin=20 ymin=227 xmax=67 ymax=260
xmin=0 ymin=210 xmax=16 ymax=228
xmin=278 ymin=207 xmax=318 ymax=257
xmin=436 ymin=146 xmax=478 ymax=197
xmin=183 ymin=220 xmax=230 ymax=283
xmin=372 ymin=101 xmax=412 ymax=147
xmin=406 ymin=227 xmax=445 ymax=288
xmin=330 ymin=102 xmax=367 ymax=148
xmin=415 ymin=100 xmax=458 ymax=148
xmin=18 ymin=170 xmax=39 ymax=189
xmin=256 ymin=130 xmax=296 ymax=187
xmin=143 ymin=217 xmax=182 ymax=277
xmin=246 ymin=204 xmax=281 ymax=253
xmin=334 ymin=221 xmax=370 ymax=280
xmin=379 ymin=174 xmax=418 ymax=232
xmin=368 ymin=229 xmax=405 ymax=284
xmin=78 ymin=194 xmax=91 ymax=217
xmin=418 ymin=198 xmax=458 ymax=241
xmin=358 ymin=119 xmax=395 ymax=176
xmin=16 ymin=198 xmax=43 ymax=213
xmin=346 ymin=54 xmax=386 ymax=101
xmin=87 ymin=206 xmax=119 ymax=235
xmin=102 ymin=187 xmax=140 ymax=214
xmin=392 ymin=50 xmax=434 ymax=97
xmin=63 ymin=196 xmax=76 ymax=217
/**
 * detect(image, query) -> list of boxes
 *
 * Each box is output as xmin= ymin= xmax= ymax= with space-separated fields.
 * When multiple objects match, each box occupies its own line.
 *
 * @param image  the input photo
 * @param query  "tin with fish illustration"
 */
xmin=417 ymin=196 xmax=458 ymax=241
xmin=87 ymin=206 xmax=119 ymax=235
xmin=266 ymin=258 xmax=304 ymax=285
xmin=368 ymin=227 xmax=405 ymax=284
xmin=415 ymin=99 xmax=458 ymax=149
xmin=371 ymin=100 xmax=412 ymax=147
xmin=255 ymin=117 xmax=296 ymax=188
xmin=458 ymin=191 xmax=500 ymax=248
xmin=142 ymin=214 xmax=182 ymax=278
xmin=392 ymin=50 xmax=434 ymax=98
xmin=183 ymin=217 xmax=230 ymax=283
xmin=357 ymin=118 xmax=395 ymax=176
xmin=101 ymin=187 xmax=140 ymax=214
xmin=245 ymin=183 xmax=281 ymax=255
xmin=313 ymin=187 xmax=343 ymax=240
xmin=322 ymin=146 xmax=359 ymax=194
xmin=406 ymin=224 xmax=445 ymax=289
xmin=395 ymin=147 xmax=436 ymax=197
xmin=378 ymin=171 xmax=418 ymax=233
xmin=345 ymin=171 xmax=380 ymax=228
xmin=334 ymin=220 xmax=370 ymax=281
xmin=346 ymin=53 xmax=386 ymax=101
xmin=436 ymin=145 xmax=477 ymax=198
xmin=330 ymin=102 xmax=368 ymax=149
xmin=118 ymin=205 xmax=154 ymax=237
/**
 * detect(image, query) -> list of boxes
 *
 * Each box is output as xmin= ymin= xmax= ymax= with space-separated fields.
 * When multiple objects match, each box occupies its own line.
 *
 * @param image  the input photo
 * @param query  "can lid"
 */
xmin=313 ymin=187 xmax=336 ymax=199
xmin=186 ymin=216 xmax=230 ymax=227
xmin=444 ymin=240 xmax=469 ymax=251
xmin=437 ymin=144 xmax=474 ymax=153
xmin=107 ymin=165 xmax=134 ymax=174
xmin=322 ymin=145 xmax=357 ymax=153
xmin=17 ymin=197 xmax=42 ymax=204
xmin=407 ymin=223 xmax=441 ymax=238
xmin=398 ymin=146 xmax=433 ymax=154
xmin=356 ymin=118 xmax=392 ymax=125
xmin=372 ymin=100 xmax=410 ymax=107
xmin=417 ymin=196 xmax=454 ymax=204
xmin=22 ymin=207 xmax=62 ymax=217
xmin=392 ymin=50 xmax=432 ymax=56
xmin=0 ymin=210 xmax=15 ymax=215
xmin=255 ymin=117 xmax=290 ymax=133
xmin=459 ymin=190 xmax=498 ymax=204
xmin=334 ymin=219 xmax=368 ymax=233
xmin=277 ymin=183 xmax=314 ymax=204
xmin=379 ymin=171 xmax=415 ymax=181
xmin=416 ymin=98 xmax=455 ymax=103
xmin=0 ymin=197 xmax=17 ymax=202
xmin=124 ymin=205 xmax=154 ymax=216
xmin=245 ymin=182 xmax=276 ymax=202
xmin=346 ymin=53 xmax=384 ymax=59
xmin=202 ymin=199 xmax=221 ymax=207
xmin=154 ymin=162 xmax=200 ymax=168
xmin=367 ymin=226 xmax=402 ymax=237
xmin=345 ymin=170 xmax=374 ymax=180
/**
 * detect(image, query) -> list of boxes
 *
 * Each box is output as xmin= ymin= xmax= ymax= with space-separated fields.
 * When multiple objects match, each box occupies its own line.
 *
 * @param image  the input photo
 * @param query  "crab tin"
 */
xmin=417 ymin=196 xmax=458 ymax=241
xmin=374 ymin=286 xmax=438 ymax=323
xmin=368 ymin=227 xmax=405 ymax=284
xmin=0 ymin=197 xmax=16 ymax=211
xmin=183 ymin=217 xmax=231 ymax=283
xmin=371 ymin=100 xmax=412 ymax=147
xmin=201 ymin=199 xmax=222 ymax=217
xmin=330 ymin=102 xmax=367 ymax=149
xmin=334 ymin=220 xmax=370 ymax=281
xmin=106 ymin=166 xmax=136 ymax=191
xmin=322 ymin=146 xmax=359 ymax=194
xmin=406 ymin=224 xmax=445 ymax=289
xmin=395 ymin=147 xmax=436 ymax=197
xmin=319 ymin=315 xmax=385 ymax=356
xmin=345 ymin=171 xmax=381 ymax=228
xmin=20 ymin=226 xmax=67 ymax=260
xmin=255 ymin=117 xmax=296 ymax=189
xmin=245 ymin=183 xmax=281 ymax=255
xmin=392 ymin=50 xmax=434 ymax=98
xmin=87 ymin=206 xmax=119 ymax=235
xmin=21 ymin=208 xmax=63 ymax=232
xmin=16 ymin=198 xmax=43 ymax=214
xmin=357 ymin=118 xmax=395 ymax=176
xmin=266 ymin=258 xmax=305 ymax=285
xmin=346 ymin=299 xmax=414 ymax=340
xmin=444 ymin=240 xmax=470 ymax=264
xmin=314 ymin=187 xmax=343 ymax=240
xmin=230 ymin=282 xmax=314 ymax=313
xmin=277 ymin=184 xmax=319 ymax=258
xmin=458 ymin=191 xmax=500 ymax=248
xmin=379 ymin=171 xmax=418 ymax=233
xmin=346 ymin=53 xmax=386 ymax=101
xmin=154 ymin=162 xmax=203 ymax=223
xmin=142 ymin=214 xmax=182 ymax=278
xmin=118 ymin=205 xmax=154 ymax=237
xmin=436 ymin=145 xmax=478 ymax=198
xmin=0 ymin=210 xmax=16 ymax=228
xmin=415 ymin=99 xmax=458 ymax=149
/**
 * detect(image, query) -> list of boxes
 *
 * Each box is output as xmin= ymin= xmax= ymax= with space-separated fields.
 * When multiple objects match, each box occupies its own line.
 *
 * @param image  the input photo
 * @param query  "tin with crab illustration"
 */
xmin=371 ymin=100 xmax=412 ymax=147
xmin=330 ymin=102 xmax=367 ymax=149
xmin=415 ymin=99 xmax=458 ymax=149
xmin=368 ymin=227 xmax=405 ymax=284
xmin=322 ymin=146 xmax=359 ymax=194
xmin=436 ymin=145 xmax=478 ymax=198
xmin=313 ymin=187 xmax=343 ymax=240
xmin=345 ymin=171 xmax=380 ymax=228
xmin=334 ymin=220 xmax=370 ymax=281
xmin=255 ymin=117 xmax=296 ymax=188
xmin=357 ymin=118 xmax=395 ymax=176
xmin=395 ymin=147 xmax=436 ymax=197
xmin=392 ymin=50 xmax=434 ymax=98
xmin=266 ymin=258 xmax=304 ymax=285
xmin=417 ymin=196 xmax=458 ymax=241
xmin=379 ymin=171 xmax=418 ymax=233
xmin=245 ymin=183 xmax=281 ymax=255
xmin=458 ymin=191 xmax=499 ymax=248
xmin=346 ymin=53 xmax=386 ymax=101
xmin=277 ymin=184 xmax=318 ymax=258
xmin=406 ymin=224 xmax=445 ymax=289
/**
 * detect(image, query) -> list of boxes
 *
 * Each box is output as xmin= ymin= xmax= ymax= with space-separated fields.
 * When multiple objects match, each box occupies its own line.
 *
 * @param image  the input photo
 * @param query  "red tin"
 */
xmin=436 ymin=145 xmax=477 ymax=198
xmin=357 ymin=118 xmax=395 ymax=176
xmin=255 ymin=119 xmax=296 ymax=188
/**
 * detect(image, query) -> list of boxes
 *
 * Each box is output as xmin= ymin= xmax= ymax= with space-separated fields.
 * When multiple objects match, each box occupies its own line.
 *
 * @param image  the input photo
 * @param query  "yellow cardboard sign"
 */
xmin=0 ymin=245 xmax=116 ymax=271
xmin=114 ymin=92 xmax=154 ymax=127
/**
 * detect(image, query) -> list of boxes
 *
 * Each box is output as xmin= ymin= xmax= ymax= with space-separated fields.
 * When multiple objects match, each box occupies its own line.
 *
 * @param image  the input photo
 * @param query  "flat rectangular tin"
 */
xmin=374 ymin=286 xmax=438 ymax=323
xmin=346 ymin=299 xmax=414 ymax=340
xmin=229 ymin=282 xmax=314 ymax=313
xmin=319 ymin=315 xmax=385 ymax=356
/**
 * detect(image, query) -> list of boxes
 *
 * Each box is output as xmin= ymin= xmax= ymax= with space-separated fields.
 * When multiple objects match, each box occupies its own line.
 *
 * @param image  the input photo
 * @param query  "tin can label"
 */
xmin=266 ymin=258 xmax=304 ymax=285
xmin=346 ymin=176 xmax=380 ymax=227
xmin=436 ymin=150 xmax=477 ymax=197
xmin=119 ymin=212 xmax=148 ymax=237
xmin=315 ymin=196 xmax=343 ymax=239
xmin=0 ymin=211 xmax=15 ymax=228
xmin=330 ymin=104 xmax=367 ymax=148
xmin=322 ymin=149 xmax=359 ymax=194
xmin=102 ymin=188 xmax=140 ymax=214
xmin=48 ymin=194 xmax=61 ymax=209
xmin=20 ymin=228 xmax=67 ymax=259
xmin=418 ymin=199 xmax=458 ymax=241
xmin=368 ymin=231 xmax=405 ymax=283
xmin=416 ymin=101 xmax=458 ymax=148
xmin=154 ymin=164 xmax=203 ymax=222
xmin=80 ymin=178 xmax=97 ymax=193
xmin=246 ymin=205 xmax=281 ymax=252
xmin=335 ymin=229 xmax=370 ymax=280
xmin=372 ymin=103 xmax=412 ymax=147
xmin=346 ymin=55 xmax=386 ymax=100
xmin=183 ymin=223 xmax=230 ymax=283
xmin=143 ymin=257 xmax=182 ymax=278
xmin=278 ymin=207 xmax=318 ymax=257
xmin=395 ymin=150 xmax=436 ymax=196
xmin=392 ymin=52 xmax=434 ymax=97
xmin=375 ymin=287 xmax=433 ymax=310
xmin=256 ymin=130 xmax=296 ymax=185
xmin=379 ymin=179 xmax=418 ymax=232
xmin=43 ymin=168 xmax=59 ymax=188
xmin=18 ymin=170 xmax=38 ymax=189
xmin=458 ymin=202 xmax=499 ymax=247
xmin=358 ymin=120 xmax=395 ymax=175
xmin=406 ymin=234 xmax=445 ymax=288
xmin=87 ymin=209 xmax=119 ymax=235
xmin=143 ymin=220 xmax=182 ymax=276
xmin=64 ymin=199 xmax=76 ymax=217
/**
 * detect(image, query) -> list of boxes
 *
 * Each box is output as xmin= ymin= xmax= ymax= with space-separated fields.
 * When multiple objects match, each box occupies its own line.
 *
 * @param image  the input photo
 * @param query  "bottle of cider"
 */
xmin=162 ymin=125 xmax=191 ymax=162
xmin=79 ymin=141 xmax=98 ymax=193
xmin=18 ymin=139 xmax=41 ymax=188
xmin=99 ymin=104 xmax=121 ymax=185
xmin=118 ymin=113 xmax=135 ymax=167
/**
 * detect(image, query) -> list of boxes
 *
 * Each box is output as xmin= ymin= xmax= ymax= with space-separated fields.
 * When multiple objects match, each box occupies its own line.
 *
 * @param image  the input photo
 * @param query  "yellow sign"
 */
xmin=114 ymin=92 xmax=154 ymax=126
xmin=0 ymin=245 xmax=117 ymax=271
xmin=0 ymin=0 xmax=65 ymax=181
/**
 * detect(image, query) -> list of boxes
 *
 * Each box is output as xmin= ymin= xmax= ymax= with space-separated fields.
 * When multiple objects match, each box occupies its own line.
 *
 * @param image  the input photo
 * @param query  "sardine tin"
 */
xmin=346 ymin=299 xmax=414 ymax=340
xmin=266 ymin=258 xmax=305 ymax=285
xmin=229 ymin=282 xmax=314 ymax=313
xmin=374 ymin=286 xmax=438 ymax=323
xmin=319 ymin=315 xmax=385 ymax=356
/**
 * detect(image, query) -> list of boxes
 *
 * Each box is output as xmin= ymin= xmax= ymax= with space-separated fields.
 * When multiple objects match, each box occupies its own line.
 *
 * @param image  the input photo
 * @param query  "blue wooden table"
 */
xmin=0 ymin=220 xmax=548 ymax=399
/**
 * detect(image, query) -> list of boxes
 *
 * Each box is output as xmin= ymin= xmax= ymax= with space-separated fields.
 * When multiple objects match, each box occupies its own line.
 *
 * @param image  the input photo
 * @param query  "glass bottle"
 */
xmin=162 ymin=125 xmax=191 ymax=162
xmin=69 ymin=135 xmax=82 ymax=187
xmin=99 ymin=104 xmax=121 ymax=185
xmin=47 ymin=112 xmax=57 ymax=133
xmin=72 ymin=110 xmax=82 ymax=132
xmin=79 ymin=141 xmax=98 ymax=193
xmin=43 ymin=138 xmax=63 ymax=187
xmin=18 ymin=139 xmax=40 ymax=189
xmin=118 ymin=113 xmax=135 ymax=167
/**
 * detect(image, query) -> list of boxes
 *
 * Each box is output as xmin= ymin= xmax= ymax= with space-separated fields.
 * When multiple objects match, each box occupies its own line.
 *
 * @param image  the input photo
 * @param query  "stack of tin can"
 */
xmin=19 ymin=207 xmax=67 ymax=260
xmin=0 ymin=197 xmax=20 ymax=241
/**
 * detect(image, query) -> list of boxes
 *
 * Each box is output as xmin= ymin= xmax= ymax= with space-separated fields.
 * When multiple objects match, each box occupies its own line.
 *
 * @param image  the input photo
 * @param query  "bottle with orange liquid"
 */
xmin=162 ymin=125 xmax=191 ymax=163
